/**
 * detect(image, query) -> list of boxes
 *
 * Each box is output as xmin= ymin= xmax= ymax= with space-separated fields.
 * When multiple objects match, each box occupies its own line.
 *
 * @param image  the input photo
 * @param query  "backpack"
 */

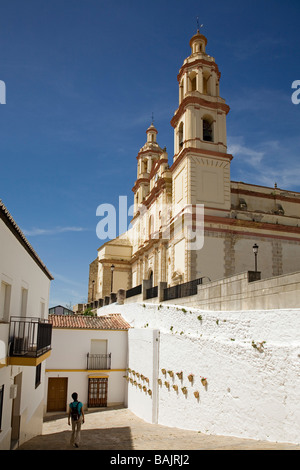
xmin=71 ymin=402 xmax=80 ymax=421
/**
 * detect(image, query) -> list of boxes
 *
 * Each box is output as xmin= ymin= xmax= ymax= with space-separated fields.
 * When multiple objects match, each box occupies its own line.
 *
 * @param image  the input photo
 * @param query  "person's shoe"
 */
xmin=75 ymin=443 xmax=79 ymax=448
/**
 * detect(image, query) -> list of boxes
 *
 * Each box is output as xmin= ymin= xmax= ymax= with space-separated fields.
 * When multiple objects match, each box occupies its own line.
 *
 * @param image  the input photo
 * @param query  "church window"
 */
xmin=178 ymin=122 xmax=184 ymax=149
xmin=203 ymin=118 xmax=214 ymax=142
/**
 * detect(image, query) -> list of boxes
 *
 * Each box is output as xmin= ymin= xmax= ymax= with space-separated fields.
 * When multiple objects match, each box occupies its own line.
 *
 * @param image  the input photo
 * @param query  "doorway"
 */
xmin=11 ymin=372 xmax=22 ymax=449
xmin=148 ymin=270 xmax=153 ymax=288
xmin=88 ymin=377 xmax=108 ymax=407
xmin=47 ymin=377 xmax=68 ymax=412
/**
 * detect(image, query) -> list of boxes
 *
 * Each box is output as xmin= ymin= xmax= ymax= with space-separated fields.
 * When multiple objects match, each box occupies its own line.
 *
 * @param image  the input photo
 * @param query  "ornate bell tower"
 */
xmin=171 ymin=29 xmax=233 ymax=212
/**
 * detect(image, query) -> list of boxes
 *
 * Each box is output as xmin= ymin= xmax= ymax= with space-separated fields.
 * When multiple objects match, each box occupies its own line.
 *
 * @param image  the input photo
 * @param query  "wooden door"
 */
xmin=88 ymin=378 xmax=108 ymax=407
xmin=47 ymin=377 xmax=68 ymax=412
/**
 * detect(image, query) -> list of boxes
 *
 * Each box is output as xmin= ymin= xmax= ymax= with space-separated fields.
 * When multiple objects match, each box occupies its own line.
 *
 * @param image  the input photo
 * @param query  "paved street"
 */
xmin=17 ymin=406 xmax=300 ymax=451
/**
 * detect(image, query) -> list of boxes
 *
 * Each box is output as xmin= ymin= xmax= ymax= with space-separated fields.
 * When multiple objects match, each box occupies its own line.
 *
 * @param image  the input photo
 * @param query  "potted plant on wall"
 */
xmin=201 ymin=377 xmax=207 ymax=387
xmin=188 ymin=373 xmax=194 ymax=383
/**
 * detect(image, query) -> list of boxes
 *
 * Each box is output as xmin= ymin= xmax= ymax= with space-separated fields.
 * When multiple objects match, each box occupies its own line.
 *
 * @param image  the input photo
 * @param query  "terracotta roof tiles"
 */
xmin=49 ymin=313 xmax=131 ymax=330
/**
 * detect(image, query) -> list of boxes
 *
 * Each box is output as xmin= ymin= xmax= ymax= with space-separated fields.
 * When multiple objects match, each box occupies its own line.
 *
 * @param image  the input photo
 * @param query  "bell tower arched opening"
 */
xmin=203 ymin=116 xmax=214 ymax=142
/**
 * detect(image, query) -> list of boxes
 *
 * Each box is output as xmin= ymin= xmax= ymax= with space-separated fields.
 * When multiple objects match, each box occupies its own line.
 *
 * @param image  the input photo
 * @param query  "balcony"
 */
xmin=87 ymin=353 xmax=111 ymax=370
xmin=9 ymin=317 xmax=52 ymax=366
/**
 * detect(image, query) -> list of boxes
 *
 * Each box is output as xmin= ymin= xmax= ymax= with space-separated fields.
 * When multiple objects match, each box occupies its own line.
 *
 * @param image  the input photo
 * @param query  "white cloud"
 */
xmin=22 ymin=226 xmax=88 ymax=236
xmin=228 ymin=141 xmax=265 ymax=167
xmin=228 ymin=136 xmax=300 ymax=191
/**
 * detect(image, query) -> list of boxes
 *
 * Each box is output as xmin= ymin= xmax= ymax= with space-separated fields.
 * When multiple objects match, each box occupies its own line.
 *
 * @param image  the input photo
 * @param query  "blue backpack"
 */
xmin=70 ymin=402 xmax=80 ymax=421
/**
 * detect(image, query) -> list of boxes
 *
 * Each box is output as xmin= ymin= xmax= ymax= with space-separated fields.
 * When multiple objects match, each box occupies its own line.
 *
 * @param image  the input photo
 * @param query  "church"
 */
xmin=88 ymin=30 xmax=300 ymax=303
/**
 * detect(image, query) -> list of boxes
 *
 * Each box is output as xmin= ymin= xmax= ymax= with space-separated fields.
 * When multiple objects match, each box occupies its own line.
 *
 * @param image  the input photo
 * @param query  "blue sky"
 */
xmin=1 ymin=0 xmax=300 ymax=308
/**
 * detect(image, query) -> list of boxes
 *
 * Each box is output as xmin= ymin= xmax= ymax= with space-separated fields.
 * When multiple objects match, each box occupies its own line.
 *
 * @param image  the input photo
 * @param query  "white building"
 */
xmin=0 ymin=200 xmax=53 ymax=450
xmin=88 ymin=30 xmax=300 ymax=304
xmin=45 ymin=313 xmax=130 ymax=412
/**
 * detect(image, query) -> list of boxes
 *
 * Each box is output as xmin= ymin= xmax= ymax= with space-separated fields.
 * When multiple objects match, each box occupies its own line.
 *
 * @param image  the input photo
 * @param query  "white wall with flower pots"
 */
xmin=99 ymin=302 xmax=300 ymax=445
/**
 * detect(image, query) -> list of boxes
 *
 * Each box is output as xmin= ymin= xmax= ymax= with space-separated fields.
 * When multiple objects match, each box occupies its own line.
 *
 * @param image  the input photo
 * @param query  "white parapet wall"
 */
xmin=98 ymin=302 xmax=300 ymax=444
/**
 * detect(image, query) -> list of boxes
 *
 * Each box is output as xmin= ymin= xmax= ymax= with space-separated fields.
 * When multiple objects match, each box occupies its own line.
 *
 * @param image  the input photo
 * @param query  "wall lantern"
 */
xmin=252 ymin=244 xmax=259 ymax=272
xmin=111 ymin=264 xmax=115 ymax=293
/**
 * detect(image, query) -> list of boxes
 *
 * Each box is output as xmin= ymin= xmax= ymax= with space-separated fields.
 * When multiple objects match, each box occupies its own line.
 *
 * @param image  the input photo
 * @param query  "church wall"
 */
xmin=173 ymin=238 xmax=186 ymax=279
xmin=189 ymin=155 xmax=231 ymax=210
xmin=282 ymin=241 xmax=300 ymax=275
xmin=112 ymin=268 xmax=131 ymax=293
xmin=193 ymin=233 xmax=225 ymax=281
xmin=234 ymin=237 xmax=273 ymax=279
xmin=88 ymin=258 xmax=98 ymax=302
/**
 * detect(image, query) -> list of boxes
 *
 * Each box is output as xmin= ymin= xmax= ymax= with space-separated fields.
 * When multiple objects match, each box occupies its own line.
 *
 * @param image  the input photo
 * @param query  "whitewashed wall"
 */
xmin=126 ymin=328 xmax=159 ymax=424
xmin=0 ymin=220 xmax=50 ymax=320
xmin=0 ymin=218 xmax=51 ymax=449
xmin=99 ymin=302 xmax=300 ymax=444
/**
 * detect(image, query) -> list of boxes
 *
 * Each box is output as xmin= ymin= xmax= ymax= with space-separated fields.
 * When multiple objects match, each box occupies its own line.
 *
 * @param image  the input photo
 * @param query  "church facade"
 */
xmin=88 ymin=31 xmax=300 ymax=303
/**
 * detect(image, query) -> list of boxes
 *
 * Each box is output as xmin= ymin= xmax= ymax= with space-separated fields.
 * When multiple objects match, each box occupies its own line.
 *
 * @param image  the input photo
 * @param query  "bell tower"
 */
xmin=171 ymin=29 xmax=233 ymax=212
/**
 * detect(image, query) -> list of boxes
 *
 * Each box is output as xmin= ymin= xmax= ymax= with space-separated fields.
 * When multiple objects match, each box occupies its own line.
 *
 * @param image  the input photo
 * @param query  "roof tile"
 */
xmin=49 ymin=313 xmax=131 ymax=330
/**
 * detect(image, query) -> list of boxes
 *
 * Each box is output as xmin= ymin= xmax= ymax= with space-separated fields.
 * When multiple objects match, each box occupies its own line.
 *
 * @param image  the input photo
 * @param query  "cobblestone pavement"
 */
xmin=17 ymin=406 xmax=300 ymax=451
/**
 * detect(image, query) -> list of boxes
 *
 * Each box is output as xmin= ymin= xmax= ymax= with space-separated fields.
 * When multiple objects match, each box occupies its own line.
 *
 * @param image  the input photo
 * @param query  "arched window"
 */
xmin=178 ymin=122 xmax=184 ymax=149
xmin=189 ymin=72 xmax=197 ymax=92
xmin=203 ymin=117 xmax=214 ymax=142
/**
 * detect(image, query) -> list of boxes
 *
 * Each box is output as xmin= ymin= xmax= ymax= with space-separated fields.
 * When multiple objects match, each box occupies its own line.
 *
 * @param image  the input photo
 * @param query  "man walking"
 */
xmin=68 ymin=392 xmax=85 ymax=448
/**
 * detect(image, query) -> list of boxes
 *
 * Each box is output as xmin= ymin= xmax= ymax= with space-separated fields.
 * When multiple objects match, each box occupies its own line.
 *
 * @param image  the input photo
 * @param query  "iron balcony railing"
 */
xmin=126 ymin=284 xmax=142 ymax=298
xmin=163 ymin=278 xmax=203 ymax=301
xmin=9 ymin=317 xmax=52 ymax=357
xmin=146 ymin=286 xmax=158 ymax=299
xmin=87 ymin=353 xmax=111 ymax=370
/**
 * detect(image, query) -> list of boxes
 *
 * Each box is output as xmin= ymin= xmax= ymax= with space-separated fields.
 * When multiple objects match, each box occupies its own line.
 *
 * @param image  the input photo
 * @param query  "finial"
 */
xmin=196 ymin=17 xmax=203 ymax=33
xmin=151 ymin=112 xmax=154 ymax=124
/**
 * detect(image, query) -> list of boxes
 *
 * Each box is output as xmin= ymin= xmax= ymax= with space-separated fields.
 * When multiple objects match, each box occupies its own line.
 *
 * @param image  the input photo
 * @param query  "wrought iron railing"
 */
xmin=9 ymin=317 xmax=52 ymax=357
xmin=146 ymin=286 xmax=158 ymax=299
xmin=87 ymin=353 xmax=111 ymax=370
xmin=126 ymin=284 xmax=142 ymax=298
xmin=163 ymin=278 xmax=203 ymax=301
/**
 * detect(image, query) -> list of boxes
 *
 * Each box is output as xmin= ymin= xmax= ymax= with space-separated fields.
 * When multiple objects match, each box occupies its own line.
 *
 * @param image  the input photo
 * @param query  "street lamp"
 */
xmin=252 ymin=244 xmax=259 ymax=272
xmin=111 ymin=264 xmax=115 ymax=293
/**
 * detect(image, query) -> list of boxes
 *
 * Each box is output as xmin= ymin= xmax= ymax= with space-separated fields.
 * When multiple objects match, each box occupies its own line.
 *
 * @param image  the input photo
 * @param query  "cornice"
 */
xmin=171 ymin=95 xmax=230 ymax=129
xmin=231 ymin=187 xmax=300 ymax=205
xmin=177 ymin=57 xmax=221 ymax=82
xmin=170 ymin=147 xmax=233 ymax=173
